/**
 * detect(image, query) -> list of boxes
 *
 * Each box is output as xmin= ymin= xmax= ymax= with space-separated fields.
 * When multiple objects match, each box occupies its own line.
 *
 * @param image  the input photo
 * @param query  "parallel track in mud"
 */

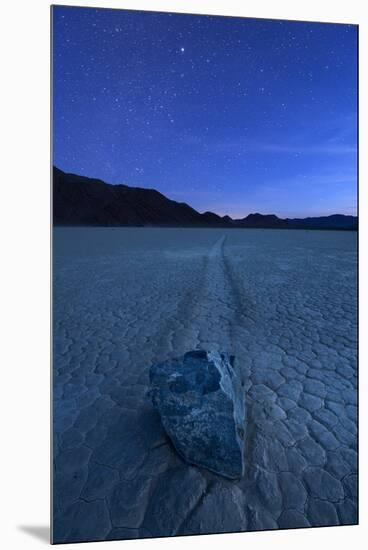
xmin=53 ymin=228 xmax=357 ymax=542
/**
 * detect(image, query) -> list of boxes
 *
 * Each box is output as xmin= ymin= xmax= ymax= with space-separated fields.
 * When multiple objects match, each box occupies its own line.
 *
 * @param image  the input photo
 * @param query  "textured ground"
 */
xmin=52 ymin=227 xmax=358 ymax=543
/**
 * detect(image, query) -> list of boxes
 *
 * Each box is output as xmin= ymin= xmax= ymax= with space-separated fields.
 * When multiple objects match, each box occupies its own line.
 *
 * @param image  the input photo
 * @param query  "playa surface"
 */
xmin=53 ymin=227 xmax=358 ymax=543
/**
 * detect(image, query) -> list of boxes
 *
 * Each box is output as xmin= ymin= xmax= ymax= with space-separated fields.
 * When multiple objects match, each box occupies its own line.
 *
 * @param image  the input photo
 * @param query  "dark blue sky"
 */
xmin=53 ymin=6 xmax=357 ymax=218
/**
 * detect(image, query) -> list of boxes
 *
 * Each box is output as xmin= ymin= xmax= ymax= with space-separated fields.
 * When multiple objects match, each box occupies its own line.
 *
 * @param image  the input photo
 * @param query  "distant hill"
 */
xmin=286 ymin=214 xmax=358 ymax=230
xmin=53 ymin=167 xmax=357 ymax=230
xmin=234 ymin=213 xmax=288 ymax=228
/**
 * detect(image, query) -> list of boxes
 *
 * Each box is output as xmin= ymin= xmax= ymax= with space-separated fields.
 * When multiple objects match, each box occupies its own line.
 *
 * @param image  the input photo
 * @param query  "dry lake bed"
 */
xmin=53 ymin=227 xmax=358 ymax=543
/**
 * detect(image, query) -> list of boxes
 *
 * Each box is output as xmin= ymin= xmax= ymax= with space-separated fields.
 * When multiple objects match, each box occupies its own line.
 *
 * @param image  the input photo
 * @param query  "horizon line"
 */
xmin=53 ymin=165 xmax=357 ymax=221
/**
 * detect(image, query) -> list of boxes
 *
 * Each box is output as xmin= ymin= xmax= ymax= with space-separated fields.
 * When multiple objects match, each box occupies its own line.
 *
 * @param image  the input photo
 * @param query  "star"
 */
xmin=53 ymin=6 xmax=357 ymax=219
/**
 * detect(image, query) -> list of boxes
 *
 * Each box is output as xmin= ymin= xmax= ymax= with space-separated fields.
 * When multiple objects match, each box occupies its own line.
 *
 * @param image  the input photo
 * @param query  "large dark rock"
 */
xmin=149 ymin=350 xmax=246 ymax=479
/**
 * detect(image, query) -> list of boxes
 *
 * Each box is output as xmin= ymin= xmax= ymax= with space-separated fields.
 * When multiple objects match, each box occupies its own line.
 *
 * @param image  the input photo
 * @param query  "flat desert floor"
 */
xmin=53 ymin=227 xmax=358 ymax=543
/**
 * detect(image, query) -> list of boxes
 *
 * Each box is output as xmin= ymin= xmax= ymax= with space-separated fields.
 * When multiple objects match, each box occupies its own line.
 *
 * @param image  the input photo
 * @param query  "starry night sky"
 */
xmin=53 ymin=6 xmax=357 ymax=218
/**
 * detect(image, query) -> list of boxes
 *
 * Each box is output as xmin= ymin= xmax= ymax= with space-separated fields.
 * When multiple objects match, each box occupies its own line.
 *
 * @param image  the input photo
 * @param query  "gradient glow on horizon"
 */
xmin=53 ymin=7 xmax=357 ymax=218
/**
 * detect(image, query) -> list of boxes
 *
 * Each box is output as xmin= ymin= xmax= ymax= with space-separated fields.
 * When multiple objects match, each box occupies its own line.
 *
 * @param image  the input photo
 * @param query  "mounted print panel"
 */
xmin=52 ymin=5 xmax=358 ymax=544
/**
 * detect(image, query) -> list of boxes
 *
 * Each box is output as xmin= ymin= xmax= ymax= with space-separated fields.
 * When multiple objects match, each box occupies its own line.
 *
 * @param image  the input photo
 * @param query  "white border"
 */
xmin=2 ymin=1 xmax=366 ymax=548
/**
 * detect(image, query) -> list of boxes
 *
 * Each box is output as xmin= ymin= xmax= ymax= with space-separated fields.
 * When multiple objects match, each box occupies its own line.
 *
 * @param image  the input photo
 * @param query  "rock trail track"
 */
xmin=53 ymin=228 xmax=357 ymax=543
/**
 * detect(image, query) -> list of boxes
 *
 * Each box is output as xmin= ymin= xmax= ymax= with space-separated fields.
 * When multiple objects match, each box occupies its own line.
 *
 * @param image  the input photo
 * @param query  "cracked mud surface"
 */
xmin=53 ymin=228 xmax=357 ymax=543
